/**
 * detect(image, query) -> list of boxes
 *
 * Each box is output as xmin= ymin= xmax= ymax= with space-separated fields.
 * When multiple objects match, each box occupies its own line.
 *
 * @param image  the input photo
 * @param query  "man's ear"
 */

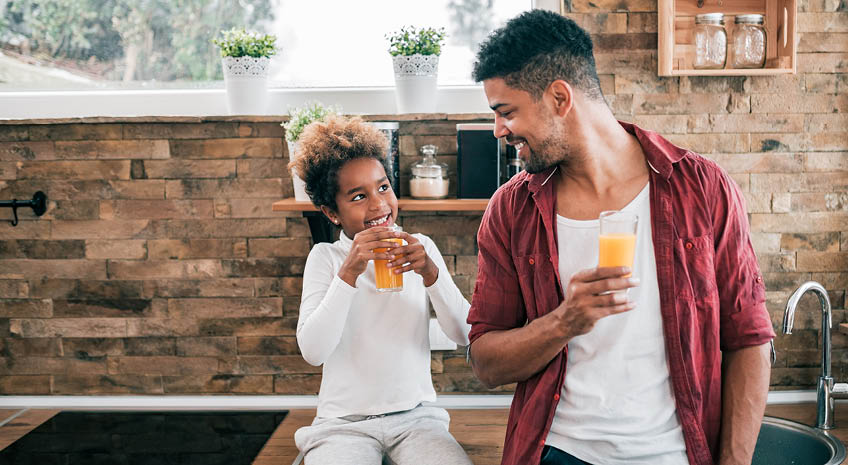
xmin=320 ymin=205 xmax=340 ymax=226
xmin=548 ymin=80 xmax=574 ymax=117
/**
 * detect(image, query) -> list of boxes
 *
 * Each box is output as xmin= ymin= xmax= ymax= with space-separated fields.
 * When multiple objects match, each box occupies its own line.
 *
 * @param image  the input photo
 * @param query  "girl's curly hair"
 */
xmin=288 ymin=115 xmax=390 ymax=212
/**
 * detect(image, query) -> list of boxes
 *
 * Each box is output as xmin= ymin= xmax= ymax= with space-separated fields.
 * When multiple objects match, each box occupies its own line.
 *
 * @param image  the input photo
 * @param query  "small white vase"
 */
xmin=222 ymin=56 xmax=270 ymax=115
xmin=392 ymin=54 xmax=439 ymax=114
xmin=287 ymin=140 xmax=310 ymax=202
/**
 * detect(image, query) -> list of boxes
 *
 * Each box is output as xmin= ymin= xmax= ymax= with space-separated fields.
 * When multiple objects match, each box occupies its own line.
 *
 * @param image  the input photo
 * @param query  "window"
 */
xmin=0 ymin=0 xmax=529 ymax=91
xmin=272 ymin=0 xmax=528 ymax=88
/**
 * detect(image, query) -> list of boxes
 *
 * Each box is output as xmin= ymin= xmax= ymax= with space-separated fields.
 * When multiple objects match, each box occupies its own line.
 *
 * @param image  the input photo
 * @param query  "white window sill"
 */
xmin=0 ymin=86 xmax=492 ymax=120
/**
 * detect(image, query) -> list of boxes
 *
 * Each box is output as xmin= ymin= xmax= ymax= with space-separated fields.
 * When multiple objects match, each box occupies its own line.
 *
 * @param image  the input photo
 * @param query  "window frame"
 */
xmin=0 ymin=86 xmax=494 ymax=119
xmin=0 ymin=3 xmax=566 ymax=119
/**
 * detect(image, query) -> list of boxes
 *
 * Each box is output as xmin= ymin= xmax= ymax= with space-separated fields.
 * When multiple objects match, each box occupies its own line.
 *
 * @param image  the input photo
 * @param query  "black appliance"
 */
xmin=456 ymin=123 xmax=501 ymax=199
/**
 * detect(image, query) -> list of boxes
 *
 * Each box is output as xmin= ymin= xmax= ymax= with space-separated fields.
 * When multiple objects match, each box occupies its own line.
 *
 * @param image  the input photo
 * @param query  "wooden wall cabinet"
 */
xmin=658 ymin=0 xmax=797 ymax=76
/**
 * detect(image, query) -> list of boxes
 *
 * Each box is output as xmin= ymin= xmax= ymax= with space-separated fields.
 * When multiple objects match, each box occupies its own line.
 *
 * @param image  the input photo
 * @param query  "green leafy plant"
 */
xmin=282 ymin=102 xmax=341 ymax=143
xmin=386 ymin=26 xmax=447 ymax=57
xmin=212 ymin=27 xmax=277 ymax=58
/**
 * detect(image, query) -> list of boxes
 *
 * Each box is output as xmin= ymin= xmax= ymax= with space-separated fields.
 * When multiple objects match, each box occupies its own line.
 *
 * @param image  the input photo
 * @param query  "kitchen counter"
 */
xmin=251 ymin=402 xmax=847 ymax=465
xmin=1 ymin=402 xmax=843 ymax=464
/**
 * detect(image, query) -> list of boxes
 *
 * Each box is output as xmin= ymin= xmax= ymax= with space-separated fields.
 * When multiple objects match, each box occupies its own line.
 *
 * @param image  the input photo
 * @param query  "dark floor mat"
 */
xmin=0 ymin=410 xmax=287 ymax=465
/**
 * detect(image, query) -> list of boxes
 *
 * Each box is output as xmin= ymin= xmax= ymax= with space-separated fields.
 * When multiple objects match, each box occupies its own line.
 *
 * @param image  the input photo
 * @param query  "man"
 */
xmin=467 ymin=10 xmax=774 ymax=465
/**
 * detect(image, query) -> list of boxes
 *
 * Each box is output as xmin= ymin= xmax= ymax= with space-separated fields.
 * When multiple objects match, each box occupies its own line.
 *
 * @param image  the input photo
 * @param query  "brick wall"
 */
xmin=0 ymin=115 xmax=499 ymax=395
xmin=0 ymin=2 xmax=845 ymax=394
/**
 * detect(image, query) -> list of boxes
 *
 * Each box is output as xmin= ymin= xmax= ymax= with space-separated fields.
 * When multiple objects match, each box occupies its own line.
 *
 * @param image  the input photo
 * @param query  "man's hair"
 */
xmin=288 ymin=115 xmax=389 ymax=212
xmin=472 ymin=9 xmax=603 ymax=101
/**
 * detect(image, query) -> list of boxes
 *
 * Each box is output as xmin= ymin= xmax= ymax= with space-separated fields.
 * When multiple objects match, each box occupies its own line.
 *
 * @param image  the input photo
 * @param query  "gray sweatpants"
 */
xmin=294 ymin=405 xmax=474 ymax=465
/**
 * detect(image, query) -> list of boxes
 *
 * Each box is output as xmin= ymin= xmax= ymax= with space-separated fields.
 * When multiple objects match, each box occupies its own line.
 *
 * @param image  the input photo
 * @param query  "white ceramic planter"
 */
xmin=222 ymin=56 xmax=270 ymax=115
xmin=392 ymin=54 xmax=439 ymax=114
xmin=287 ymin=140 xmax=310 ymax=201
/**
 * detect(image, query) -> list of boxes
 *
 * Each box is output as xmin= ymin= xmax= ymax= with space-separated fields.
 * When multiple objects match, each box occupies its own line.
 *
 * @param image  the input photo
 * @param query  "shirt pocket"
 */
xmin=514 ymin=253 xmax=558 ymax=320
xmin=674 ymin=234 xmax=719 ymax=303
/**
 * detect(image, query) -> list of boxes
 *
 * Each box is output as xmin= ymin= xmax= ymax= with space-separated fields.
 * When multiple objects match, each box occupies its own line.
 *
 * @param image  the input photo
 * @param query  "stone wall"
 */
xmin=0 ymin=115 xmax=497 ymax=395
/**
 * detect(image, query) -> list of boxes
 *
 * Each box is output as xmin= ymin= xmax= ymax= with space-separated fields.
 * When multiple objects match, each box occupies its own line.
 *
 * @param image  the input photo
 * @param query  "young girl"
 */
xmin=289 ymin=115 xmax=473 ymax=465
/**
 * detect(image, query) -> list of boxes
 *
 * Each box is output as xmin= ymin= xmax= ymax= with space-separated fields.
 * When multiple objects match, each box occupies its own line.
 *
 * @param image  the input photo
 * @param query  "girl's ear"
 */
xmin=320 ymin=206 xmax=340 ymax=225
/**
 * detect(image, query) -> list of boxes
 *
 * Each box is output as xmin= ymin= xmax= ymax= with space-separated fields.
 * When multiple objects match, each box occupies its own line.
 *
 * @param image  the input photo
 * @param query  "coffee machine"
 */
xmin=456 ymin=123 xmax=523 ymax=198
xmin=372 ymin=122 xmax=400 ymax=196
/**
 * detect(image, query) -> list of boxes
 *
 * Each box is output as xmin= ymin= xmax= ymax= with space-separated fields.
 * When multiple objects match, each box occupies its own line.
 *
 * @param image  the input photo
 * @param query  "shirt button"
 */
xmin=539 ymin=439 xmax=545 ymax=447
xmin=685 ymin=242 xmax=693 ymax=249
xmin=757 ymin=276 xmax=763 ymax=283
xmin=553 ymin=393 xmax=560 ymax=401
xmin=528 ymin=258 xmax=535 ymax=265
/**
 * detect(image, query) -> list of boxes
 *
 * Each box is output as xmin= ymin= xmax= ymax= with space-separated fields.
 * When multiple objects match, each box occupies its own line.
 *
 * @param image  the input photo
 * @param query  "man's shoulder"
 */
xmin=672 ymin=149 xmax=728 ymax=187
xmin=677 ymin=149 xmax=723 ymax=171
xmin=636 ymin=122 xmax=727 ymax=184
xmin=489 ymin=171 xmax=531 ymax=208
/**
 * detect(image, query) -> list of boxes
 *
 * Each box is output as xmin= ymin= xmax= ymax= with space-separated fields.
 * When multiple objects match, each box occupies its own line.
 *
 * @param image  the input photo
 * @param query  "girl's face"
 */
xmin=323 ymin=157 xmax=398 ymax=238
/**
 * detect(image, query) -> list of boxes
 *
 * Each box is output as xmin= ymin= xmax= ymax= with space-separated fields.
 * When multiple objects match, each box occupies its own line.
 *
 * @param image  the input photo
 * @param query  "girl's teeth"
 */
xmin=367 ymin=215 xmax=388 ymax=225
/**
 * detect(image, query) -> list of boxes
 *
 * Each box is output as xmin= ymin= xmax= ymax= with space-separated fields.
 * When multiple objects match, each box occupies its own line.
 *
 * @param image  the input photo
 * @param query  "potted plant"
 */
xmin=212 ymin=28 xmax=277 ymax=115
xmin=386 ymin=26 xmax=447 ymax=114
xmin=282 ymin=102 xmax=341 ymax=201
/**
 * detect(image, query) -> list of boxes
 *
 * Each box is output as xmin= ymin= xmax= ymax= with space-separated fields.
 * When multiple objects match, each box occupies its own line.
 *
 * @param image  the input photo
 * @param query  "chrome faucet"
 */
xmin=783 ymin=281 xmax=848 ymax=430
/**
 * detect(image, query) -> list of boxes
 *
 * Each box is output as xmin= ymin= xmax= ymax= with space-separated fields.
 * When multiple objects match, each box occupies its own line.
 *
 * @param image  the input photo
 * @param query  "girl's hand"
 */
xmin=338 ymin=227 xmax=401 ymax=287
xmin=387 ymin=232 xmax=439 ymax=287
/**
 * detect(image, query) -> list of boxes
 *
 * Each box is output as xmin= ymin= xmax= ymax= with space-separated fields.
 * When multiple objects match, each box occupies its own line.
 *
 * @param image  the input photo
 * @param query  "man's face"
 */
xmin=483 ymin=78 xmax=570 ymax=174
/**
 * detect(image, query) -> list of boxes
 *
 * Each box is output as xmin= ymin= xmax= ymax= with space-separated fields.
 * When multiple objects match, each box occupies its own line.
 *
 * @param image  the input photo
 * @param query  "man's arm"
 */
xmin=718 ymin=342 xmax=771 ymax=465
xmin=471 ymin=312 xmax=568 ymax=388
xmin=471 ymin=267 xmax=638 ymax=388
xmin=707 ymin=164 xmax=775 ymax=463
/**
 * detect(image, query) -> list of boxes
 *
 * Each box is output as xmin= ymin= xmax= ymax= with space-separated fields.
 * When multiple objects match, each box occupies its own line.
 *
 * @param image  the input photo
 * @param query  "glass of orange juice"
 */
xmin=374 ymin=226 xmax=404 ymax=292
xmin=598 ymin=210 xmax=638 ymax=278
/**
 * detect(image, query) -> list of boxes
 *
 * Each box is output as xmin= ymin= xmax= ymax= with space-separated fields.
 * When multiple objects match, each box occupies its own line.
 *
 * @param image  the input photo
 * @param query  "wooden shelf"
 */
xmin=663 ymin=66 xmax=795 ymax=76
xmin=272 ymin=198 xmax=489 ymax=212
xmin=658 ymin=0 xmax=797 ymax=76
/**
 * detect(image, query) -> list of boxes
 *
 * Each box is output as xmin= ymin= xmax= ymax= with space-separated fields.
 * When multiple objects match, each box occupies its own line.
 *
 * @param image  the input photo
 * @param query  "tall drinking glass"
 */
xmin=598 ymin=210 xmax=638 ymax=277
xmin=373 ymin=226 xmax=404 ymax=292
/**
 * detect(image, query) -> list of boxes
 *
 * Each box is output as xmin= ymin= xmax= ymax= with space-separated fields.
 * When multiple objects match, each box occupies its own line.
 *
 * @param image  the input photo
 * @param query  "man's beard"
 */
xmin=523 ymin=131 xmax=569 ymax=174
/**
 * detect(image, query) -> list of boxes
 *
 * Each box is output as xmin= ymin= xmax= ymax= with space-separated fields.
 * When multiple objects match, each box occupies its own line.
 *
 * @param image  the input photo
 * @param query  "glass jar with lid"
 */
xmin=410 ymin=144 xmax=449 ymax=199
xmin=694 ymin=13 xmax=727 ymax=69
xmin=732 ymin=14 xmax=767 ymax=68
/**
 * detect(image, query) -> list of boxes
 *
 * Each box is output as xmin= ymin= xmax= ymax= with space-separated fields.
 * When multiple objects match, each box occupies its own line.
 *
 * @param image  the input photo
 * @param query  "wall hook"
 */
xmin=1 ymin=191 xmax=48 ymax=226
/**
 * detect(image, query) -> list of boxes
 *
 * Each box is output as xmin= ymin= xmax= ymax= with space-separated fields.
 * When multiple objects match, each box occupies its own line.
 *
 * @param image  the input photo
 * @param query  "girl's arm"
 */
xmin=421 ymin=236 xmax=472 ymax=346
xmin=296 ymin=246 xmax=358 ymax=366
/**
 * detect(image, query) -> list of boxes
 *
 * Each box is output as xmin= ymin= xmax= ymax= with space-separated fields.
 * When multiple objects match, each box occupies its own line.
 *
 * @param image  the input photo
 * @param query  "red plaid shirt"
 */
xmin=468 ymin=122 xmax=775 ymax=465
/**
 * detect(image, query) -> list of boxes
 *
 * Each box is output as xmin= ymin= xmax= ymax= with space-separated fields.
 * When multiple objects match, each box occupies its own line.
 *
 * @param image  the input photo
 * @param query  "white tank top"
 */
xmin=545 ymin=184 xmax=688 ymax=465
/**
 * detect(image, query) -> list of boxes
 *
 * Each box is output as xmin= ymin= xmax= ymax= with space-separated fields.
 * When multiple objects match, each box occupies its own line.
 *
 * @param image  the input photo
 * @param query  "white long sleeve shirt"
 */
xmin=296 ymin=231 xmax=471 ymax=418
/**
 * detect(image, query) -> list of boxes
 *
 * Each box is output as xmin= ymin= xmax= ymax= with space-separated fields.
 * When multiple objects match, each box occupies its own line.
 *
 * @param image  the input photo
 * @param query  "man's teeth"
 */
xmin=366 ymin=215 xmax=389 ymax=226
xmin=515 ymin=142 xmax=525 ymax=150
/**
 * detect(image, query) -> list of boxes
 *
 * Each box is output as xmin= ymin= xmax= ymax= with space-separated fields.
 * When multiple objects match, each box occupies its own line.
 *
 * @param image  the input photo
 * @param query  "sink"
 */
xmin=753 ymin=416 xmax=846 ymax=465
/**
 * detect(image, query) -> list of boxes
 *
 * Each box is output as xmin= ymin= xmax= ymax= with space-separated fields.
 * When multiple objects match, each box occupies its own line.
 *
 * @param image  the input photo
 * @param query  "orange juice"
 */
xmin=599 ymin=234 xmax=637 ymax=276
xmin=374 ymin=238 xmax=404 ymax=292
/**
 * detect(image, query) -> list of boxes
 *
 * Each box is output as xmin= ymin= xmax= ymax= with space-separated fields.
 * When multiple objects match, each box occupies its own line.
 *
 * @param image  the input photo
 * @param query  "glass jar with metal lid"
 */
xmin=694 ymin=13 xmax=727 ymax=69
xmin=410 ymin=144 xmax=449 ymax=199
xmin=732 ymin=14 xmax=767 ymax=68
